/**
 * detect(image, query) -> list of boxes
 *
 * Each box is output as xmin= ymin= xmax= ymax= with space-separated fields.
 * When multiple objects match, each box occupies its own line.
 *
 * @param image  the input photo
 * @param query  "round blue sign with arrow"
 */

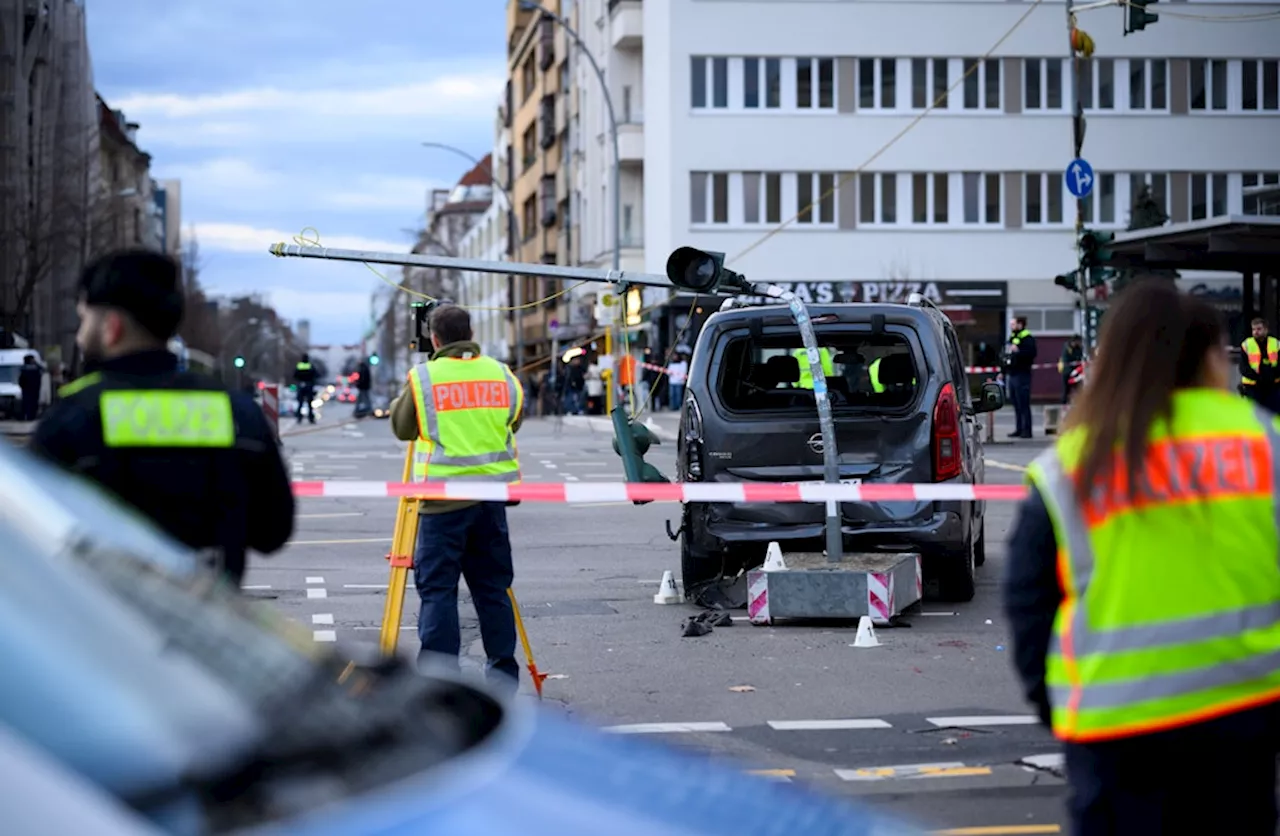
xmin=1065 ymin=158 xmax=1095 ymax=199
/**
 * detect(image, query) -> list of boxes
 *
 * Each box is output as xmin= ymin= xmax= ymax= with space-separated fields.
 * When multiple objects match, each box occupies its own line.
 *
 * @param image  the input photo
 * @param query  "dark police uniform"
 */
xmin=29 ymin=349 xmax=295 ymax=585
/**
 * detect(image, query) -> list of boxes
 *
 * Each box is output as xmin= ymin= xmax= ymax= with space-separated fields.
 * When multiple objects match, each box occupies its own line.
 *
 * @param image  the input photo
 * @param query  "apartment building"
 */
xmin=457 ymin=113 xmax=515 ymax=361
xmin=570 ymin=0 xmax=1279 ymax=376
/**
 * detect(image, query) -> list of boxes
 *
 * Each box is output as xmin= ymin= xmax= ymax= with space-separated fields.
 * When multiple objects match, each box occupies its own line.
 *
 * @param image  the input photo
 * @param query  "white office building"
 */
xmin=571 ymin=0 xmax=1280 ymax=377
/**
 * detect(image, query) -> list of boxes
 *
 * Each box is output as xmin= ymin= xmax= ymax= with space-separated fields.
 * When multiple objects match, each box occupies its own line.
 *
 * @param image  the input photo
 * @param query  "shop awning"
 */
xmin=1107 ymin=215 xmax=1280 ymax=271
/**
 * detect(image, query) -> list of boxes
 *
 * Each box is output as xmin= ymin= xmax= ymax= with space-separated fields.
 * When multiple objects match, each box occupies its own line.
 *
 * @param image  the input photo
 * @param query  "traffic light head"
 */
xmin=609 ymin=406 xmax=670 ymax=502
xmin=234 ymin=356 xmax=245 ymax=368
xmin=1125 ymin=0 xmax=1159 ymax=35
xmin=666 ymin=247 xmax=751 ymax=295
xmin=369 ymin=354 xmax=379 ymax=366
xmin=1079 ymin=229 xmax=1115 ymax=268
xmin=1054 ymin=270 xmax=1081 ymax=292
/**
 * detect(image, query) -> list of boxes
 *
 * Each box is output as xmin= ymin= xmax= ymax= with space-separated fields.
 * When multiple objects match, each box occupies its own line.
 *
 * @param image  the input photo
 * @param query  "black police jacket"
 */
xmin=27 ymin=350 xmax=295 ymax=584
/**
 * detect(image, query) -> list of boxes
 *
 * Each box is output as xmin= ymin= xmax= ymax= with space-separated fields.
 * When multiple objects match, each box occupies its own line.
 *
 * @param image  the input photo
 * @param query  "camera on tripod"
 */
xmin=408 ymin=299 xmax=452 ymax=353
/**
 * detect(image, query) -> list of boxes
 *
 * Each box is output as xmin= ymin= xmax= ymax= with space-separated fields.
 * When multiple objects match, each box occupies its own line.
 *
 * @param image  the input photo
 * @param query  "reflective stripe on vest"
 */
xmin=1028 ymin=389 xmax=1280 ymax=743
xmin=296 ymin=363 xmax=312 ymax=370
xmin=793 ymin=348 xmax=834 ymax=390
xmin=407 ymin=356 xmax=522 ymax=482
xmin=410 ymin=440 xmax=429 ymax=482
xmin=1241 ymin=336 xmax=1279 ymax=385
xmin=100 ymin=390 xmax=235 ymax=448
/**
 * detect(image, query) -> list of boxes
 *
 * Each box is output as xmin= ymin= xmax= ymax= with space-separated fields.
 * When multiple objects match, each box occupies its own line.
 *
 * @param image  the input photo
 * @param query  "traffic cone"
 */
xmin=852 ymin=616 xmax=881 ymax=648
xmin=653 ymin=570 xmax=681 ymax=604
xmin=762 ymin=542 xmax=787 ymax=572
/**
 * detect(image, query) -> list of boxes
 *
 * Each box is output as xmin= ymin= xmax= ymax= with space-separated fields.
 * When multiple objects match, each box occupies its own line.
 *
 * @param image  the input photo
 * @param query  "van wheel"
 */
xmin=936 ymin=539 xmax=977 ymax=603
xmin=974 ymin=524 xmax=987 ymax=568
xmin=680 ymin=515 xmax=720 ymax=597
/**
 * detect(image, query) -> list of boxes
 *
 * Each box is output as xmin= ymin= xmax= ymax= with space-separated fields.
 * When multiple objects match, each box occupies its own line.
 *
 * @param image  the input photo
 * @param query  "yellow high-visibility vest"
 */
xmin=1241 ymin=336 xmax=1279 ymax=386
xmin=792 ymin=348 xmax=834 ymax=390
xmin=1028 ymin=389 xmax=1280 ymax=743
xmin=407 ymin=355 xmax=523 ymax=483
xmin=868 ymin=357 xmax=917 ymax=393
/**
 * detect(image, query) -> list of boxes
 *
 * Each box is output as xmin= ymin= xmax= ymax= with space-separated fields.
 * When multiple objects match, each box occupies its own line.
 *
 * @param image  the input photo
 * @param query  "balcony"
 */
xmin=537 ymin=18 xmax=555 ymax=71
xmin=609 ymin=0 xmax=642 ymax=49
xmin=617 ymin=121 xmax=643 ymax=166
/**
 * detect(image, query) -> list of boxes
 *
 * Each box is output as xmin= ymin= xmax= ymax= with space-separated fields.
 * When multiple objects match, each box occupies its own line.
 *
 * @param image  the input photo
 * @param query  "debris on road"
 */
xmin=728 ymin=685 xmax=756 ymax=693
xmin=682 ymin=609 xmax=733 ymax=637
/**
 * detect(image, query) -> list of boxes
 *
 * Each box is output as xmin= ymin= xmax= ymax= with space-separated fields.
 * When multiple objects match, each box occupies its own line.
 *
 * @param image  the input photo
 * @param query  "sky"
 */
xmin=86 ymin=0 xmax=508 ymax=346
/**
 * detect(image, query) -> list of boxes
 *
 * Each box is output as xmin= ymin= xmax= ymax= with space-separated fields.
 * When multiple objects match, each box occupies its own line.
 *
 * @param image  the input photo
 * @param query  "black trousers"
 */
xmin=1063 ymin=707 xmax=1280 ymax=835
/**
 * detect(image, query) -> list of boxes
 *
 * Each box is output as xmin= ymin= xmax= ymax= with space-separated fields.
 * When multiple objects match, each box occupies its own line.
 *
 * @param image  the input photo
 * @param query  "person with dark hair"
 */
xmin=1004 ymin=279 xmax=1280 ymax=835
xmin=27 ymin=249 xmax=295 ymax=587
xmin=388 ymin=303 xmax=525 ymax=695
xmin=1239 ymin=317 xmax=1279 ymax=412
xmin=1004 ymin=315 xmax=1037 ymax=438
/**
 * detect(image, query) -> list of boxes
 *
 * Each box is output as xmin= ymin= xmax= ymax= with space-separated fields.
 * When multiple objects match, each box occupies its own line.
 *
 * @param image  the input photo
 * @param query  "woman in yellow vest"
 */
xmin=1005 ymin=279 xmax=1280 ymax=835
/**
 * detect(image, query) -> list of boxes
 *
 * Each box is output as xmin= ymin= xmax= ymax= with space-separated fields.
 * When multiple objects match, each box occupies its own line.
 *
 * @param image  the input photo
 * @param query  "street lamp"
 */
xmin=518 ymin=0 xmax=625 ymax=411
xmin=421 ymin=140 xmax=524 ymax=366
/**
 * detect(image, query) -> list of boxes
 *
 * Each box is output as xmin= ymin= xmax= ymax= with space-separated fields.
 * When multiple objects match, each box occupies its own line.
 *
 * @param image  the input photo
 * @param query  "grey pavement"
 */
xmin=250 ymin=405 xmax=1066 ymax=834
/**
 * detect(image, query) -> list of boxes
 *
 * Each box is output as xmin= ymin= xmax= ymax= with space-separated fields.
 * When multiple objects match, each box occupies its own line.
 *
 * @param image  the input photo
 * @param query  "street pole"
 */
xmin=521 ymin=1 xmax=623 ymax=412
xmin=1067 ymin=5 xmax=1090 ymax=351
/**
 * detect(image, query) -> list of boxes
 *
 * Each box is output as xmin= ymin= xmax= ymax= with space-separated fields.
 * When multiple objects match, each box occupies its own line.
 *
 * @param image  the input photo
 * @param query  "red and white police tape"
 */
xmin=291 ymin=480 xmax=1029 ymax=502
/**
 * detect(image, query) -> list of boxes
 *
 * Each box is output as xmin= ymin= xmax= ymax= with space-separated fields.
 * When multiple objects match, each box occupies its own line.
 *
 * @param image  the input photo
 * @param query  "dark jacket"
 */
xmin=294 ymin=362 xmax=318 ymax=387
xmin=1239 ymin=338 xmax=1278 ymax=389
xmin=28 ymin=350 xmax=294 ymax=584
xmin=1005 ymin=330 xmax=1038 ymax=375
xmin=356 ymin=362 xmax=372 ymax=392
xmin=18 ymin=360 xmax=42 ymax=394
xmin=1059 ymin=343 xmax=1084 ymax=380
xmin=1003 ymin=486 xmax=1059 ymax=727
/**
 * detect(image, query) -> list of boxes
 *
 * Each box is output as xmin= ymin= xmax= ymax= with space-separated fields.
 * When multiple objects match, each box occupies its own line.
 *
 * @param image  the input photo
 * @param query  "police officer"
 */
xmin=1005 ymin=279 xmax=1280 ymax=834
xmin=294 ymin=353 xmax=318 ymax=424
xmin=791 ymin=347 xmax=834 ymax=390
xmin=1004 ymin=316 xmax=1037 ymax=438
xmin=1239 ymin=317 xmax=1279 ymax=412
xmin=389 ymin=304 xmax=524 ymax=694
xmin=27 ymin=250 xmax=295 ymax=586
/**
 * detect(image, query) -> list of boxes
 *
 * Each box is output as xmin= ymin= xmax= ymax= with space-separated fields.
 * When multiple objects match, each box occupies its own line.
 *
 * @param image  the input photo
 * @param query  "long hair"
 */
xmin=1063 ymin=279 xmax=1226 ymax=503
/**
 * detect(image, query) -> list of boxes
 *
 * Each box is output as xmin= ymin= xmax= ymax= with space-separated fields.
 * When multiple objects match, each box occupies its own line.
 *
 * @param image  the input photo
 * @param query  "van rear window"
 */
xmin=717 ymin=333 xmax=917 ymax=411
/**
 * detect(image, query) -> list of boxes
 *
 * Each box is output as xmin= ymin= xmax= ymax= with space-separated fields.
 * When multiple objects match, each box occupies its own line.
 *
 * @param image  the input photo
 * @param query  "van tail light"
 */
xmin=932 ymin=382 xmax=962 ymax=482
xmin=683 ymin=395 xmax=705 ymax=482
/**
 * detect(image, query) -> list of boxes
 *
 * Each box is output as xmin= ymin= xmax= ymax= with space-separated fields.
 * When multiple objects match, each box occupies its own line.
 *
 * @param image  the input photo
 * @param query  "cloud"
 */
xmin=256 ymin=288 xmax=379 ymax=322
xmin=188 ymin=222 xmax=412 ymax=255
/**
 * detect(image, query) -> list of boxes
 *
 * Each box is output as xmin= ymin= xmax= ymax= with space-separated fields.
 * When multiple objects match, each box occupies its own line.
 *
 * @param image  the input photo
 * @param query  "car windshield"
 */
xmin=718 ymin=332 xmax=918 ymax=412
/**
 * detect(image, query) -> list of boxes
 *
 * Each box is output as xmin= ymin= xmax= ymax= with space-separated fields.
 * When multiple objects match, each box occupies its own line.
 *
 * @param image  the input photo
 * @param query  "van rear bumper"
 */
xmin=695 ymin=500 xmax=966 ymax=553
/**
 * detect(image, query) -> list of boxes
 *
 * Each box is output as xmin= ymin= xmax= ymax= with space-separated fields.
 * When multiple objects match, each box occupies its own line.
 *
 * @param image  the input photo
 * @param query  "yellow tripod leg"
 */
xmin=508 ymin=587 xmax=547 ymax=698
xmin=379 ymin=443 xmax=420 ymax=657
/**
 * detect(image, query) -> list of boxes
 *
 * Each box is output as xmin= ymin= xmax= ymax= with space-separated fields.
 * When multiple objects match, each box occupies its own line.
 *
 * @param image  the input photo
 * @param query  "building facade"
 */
xmin=565 ymin=0 xmax=1279 ymax=383
xmin=457 ymin=113 xmax=515 ymax=362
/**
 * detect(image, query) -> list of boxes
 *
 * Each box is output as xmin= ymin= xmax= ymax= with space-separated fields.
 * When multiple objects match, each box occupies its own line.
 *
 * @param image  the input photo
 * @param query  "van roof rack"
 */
xmin=907 ymin=292 xmax=941 ymax=312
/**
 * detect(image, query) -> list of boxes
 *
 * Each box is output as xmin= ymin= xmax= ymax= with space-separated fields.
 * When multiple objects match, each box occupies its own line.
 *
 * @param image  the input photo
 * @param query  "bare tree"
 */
xmin=175 ymin=234 xmax=222 ymax=356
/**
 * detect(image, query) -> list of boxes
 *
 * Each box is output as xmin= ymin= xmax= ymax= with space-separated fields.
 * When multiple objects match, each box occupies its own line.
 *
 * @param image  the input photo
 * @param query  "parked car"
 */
xmin=0 ymin=440 xmax=922 ymax=836
xmin=675 ymin=296 xmax=1003 ymax=603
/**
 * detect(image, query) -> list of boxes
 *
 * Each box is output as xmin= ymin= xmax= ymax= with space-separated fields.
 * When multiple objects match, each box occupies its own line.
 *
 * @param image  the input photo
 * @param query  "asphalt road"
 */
xmin=250 ymin=404 xmax=1067 ymax=836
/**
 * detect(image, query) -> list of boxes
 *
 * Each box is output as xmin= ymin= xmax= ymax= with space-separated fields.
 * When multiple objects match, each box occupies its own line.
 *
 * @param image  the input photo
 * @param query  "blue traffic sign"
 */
xmin=1065 ymin=158 xmax=1095 ymax=199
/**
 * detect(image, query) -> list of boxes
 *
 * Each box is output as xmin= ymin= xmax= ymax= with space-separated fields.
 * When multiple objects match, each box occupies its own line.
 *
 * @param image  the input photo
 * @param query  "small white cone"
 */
xmin=653 ymin=570 xmax=681 ymax=604
xmin=852 ymin=616 xmax=881 ymax=648
xmin=762 ymin=542 xmax=787 ymax=572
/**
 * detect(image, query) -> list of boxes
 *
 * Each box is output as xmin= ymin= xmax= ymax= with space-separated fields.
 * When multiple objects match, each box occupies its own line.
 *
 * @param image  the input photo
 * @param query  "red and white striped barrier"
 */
xmin=964 ymin=362 xmax=1077 ymax=374
xmin=291 ymin=480 xmax=1029 ymax=502
xmin=261 ymin=384 xmax=280 ymax=440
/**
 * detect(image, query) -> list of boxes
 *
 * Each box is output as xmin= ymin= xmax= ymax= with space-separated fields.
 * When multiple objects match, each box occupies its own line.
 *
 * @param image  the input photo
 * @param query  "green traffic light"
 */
xmin=369 ymin=354 xmax=379 ymax=366
xmin=234 ymin=356 xmax=246 ymax=368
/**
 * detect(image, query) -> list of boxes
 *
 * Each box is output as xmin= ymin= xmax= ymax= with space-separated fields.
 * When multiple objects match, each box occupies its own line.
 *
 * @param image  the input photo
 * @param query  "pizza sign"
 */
xmin=735 ymin=281 xmax=945 ymax=305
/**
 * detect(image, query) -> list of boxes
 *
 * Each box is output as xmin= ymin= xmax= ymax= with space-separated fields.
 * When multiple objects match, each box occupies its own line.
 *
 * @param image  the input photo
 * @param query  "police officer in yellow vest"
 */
xmin=1005 ymin=279 xmax=1280 ymax=835
xmin=791 ymin=347 xmax=834 ymax=389
xmin=1239 ymin=317 xmax=1280 ymax=412
xmin=390 ymin=304 xmax=525 ymax=694
xmin=28 ymin=250 xmax=295 ymax=586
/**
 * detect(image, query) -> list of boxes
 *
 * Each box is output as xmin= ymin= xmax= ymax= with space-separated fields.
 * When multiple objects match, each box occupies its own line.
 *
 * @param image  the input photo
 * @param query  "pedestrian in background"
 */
xmin=585 ymin=359 xmax=604 ymax=415
xmin=18 ymin=353 xmax=42 ymax=420
xmin=293 ymin=353 xmax=317 ymax=424
xmin=354 ymin=356 xmax=373 ymax=416
xmin=389 ymin=304 xmax=524 ymax=696
xmin=1005 ymin=279 xmax=1280 ymax=835
xmin=1240 ymin=316 xmax=1279 ymax=413
xmin=1004 ymin=316 xmax=1037 ymax=438
xmin=1058 ymin=334 xmax=1084 ymax=405
xmin=28 ymin=250 xmax=294 ymax=587
xmin=666 ymin=353 xmax=688 ymax=411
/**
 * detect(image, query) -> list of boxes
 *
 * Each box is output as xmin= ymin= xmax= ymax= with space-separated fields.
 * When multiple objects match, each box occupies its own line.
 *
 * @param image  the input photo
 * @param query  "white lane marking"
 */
xmin=584 ymin=474 xmax=624 ymax=479
xmin=307 ymin=588 xmax=328 ymax=599
xmin=1020 ymin=753 xmax=1064 ymax=770
xmin=919 ymin=611 xmax=957 ymax=616
xmin=601 ymin=722 xmax=732 ymax=734
xmin=312 ymin=614 xmax=335 ymax=625
xmin=985 ymin=459 xmax=1028 ymax=473
xmin=768 ymin=719 xmax=892 ymax=731
xmin=343 ymin=583 xmax=408 ymax=589
xmin=306 ymin=576 xmax=325 ymax=584
xmin=313 ymin=630 xmax=337 ymax=642
xmin=309 ymin=464 xmax=358 ymax=470
xmin=299 ymin=512 xmax=365 ymax=519
xmin=541 ymin=461 xmax=558 ymax=470
xmin=564 ymin=475 xmax=580 ymax=482
xmin=927 ymin=715 xmax=1039 ymax=727
xmin=242 ymin=584 xmax=272 ymax=590
xmin=574 ymin=462 xmax=608 ymax=467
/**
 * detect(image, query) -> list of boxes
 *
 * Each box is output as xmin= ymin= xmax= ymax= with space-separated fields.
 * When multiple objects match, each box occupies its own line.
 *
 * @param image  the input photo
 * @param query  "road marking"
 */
xmin=343 ymin=583 xmax=405 ymax=589
xmin=985 ymin=459 xmax=1028 ymax=473
xmin=541 ymin=460 xmax=558 ymax=470
xmin=745 ymin=769 xmax=794 ymax=782
xmin=768 ymin=719 xmax=892 ymax=731
xmin=307 ymin=588 xmax=328 ymax=599
xmin=242 ymin=584 xmax=271 ymax=590
xmin=927 ymin=715 xmax=1039 ymax=727
xmin=313 ymin=630 xmax=337 ymax=642
xmin=309 ymin=464 xmax=358 ymax=470
xmin=290 ymin=537 xmax=394 ymax=545
xmin=312 ymin=614 xmax=334 ymax=625
xmin=306 ymin=576 xmax=325 ymax=584
xmin=299 ymin=512 xmax=365 ymax=519
xmin=601 ymin=722 xmax=732 ymax=734
xmin=1020 ymin=753 xmax=1065 ymax=770
xmin=564 ymin=475 xmax=580 ymax=482
xmin=932 ymin=828 xmax=1060 ymax=835
xmin=920 ymin=611 xmax=957 ymax=616
xmin=835 ymin=762 xmax=991 ymax=781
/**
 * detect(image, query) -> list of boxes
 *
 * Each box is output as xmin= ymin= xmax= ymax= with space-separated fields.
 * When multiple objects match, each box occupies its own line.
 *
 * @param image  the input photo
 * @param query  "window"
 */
xmin=1243 ymin=60 xmax=1280 ymax=112
xmin=691 ymin=57 xmax=728 ymax=109
xmin=521 ymin=55 xmax=536 ymax=102
xmin=793 ymin=58 xmax=834 ymax=109
xmin=911 ymin=173 xmax=949 ymax=224
xmin=1080 ymin=173 xmax=1117 ymax=226
xmin=859 ymin=173 xmax=897 ymax=224
xmin=962 ymin=58 xmax=1001 ymax=110
xmin=1189 ymin=59 xmax=1228 ymax=111
xmin=622 ymin=85 xmax=633 ymax=122
xmin=912 ymin=58 xmax=949 ymax=109
xmin=1078 ymin=58 xmax=1115 ymax=110
xmin=1128 ymin=173 xmax=1169 ymax=220
xmin=1024 ymin=173 xmax=1065 ymax=225
xmin=1189 ymin=173 xmax=1228 ymax=220
xmin=1024 ymin=59 xmax=1065 ymax=110
xmin=521 ymin=126 xmax=537 ymax=172
xmin=622 ymin=204 xmax=634 ymax=245
xmin=796 ymin=172 xmax=837 ymax=224
xmin=717 ymin=332 xmax=919 ymax=413
xmin=742 ymin=173 xmax=783 ymax=224
xmin=1244 ymin=173 xmax=1280 ymax=214
xmin=521 ymin=196 xmax=536 ymax=241
xmin=859 ymin=58 xmax=896 ymax=110
xmin=690 ymin=172 xmax=729 ymax=225
xmin=962 ymin=173 xmax=1001 ymax=224
xmin=540 ymin=175 xmax=556 ymax=226
xmin=745 ymin=58 xmax=759 ymax=108
xmin=1128 ymin=59 xmax=1167 ymax=110
xmin=1011 ymin=308 xmax=1077 ymax=335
